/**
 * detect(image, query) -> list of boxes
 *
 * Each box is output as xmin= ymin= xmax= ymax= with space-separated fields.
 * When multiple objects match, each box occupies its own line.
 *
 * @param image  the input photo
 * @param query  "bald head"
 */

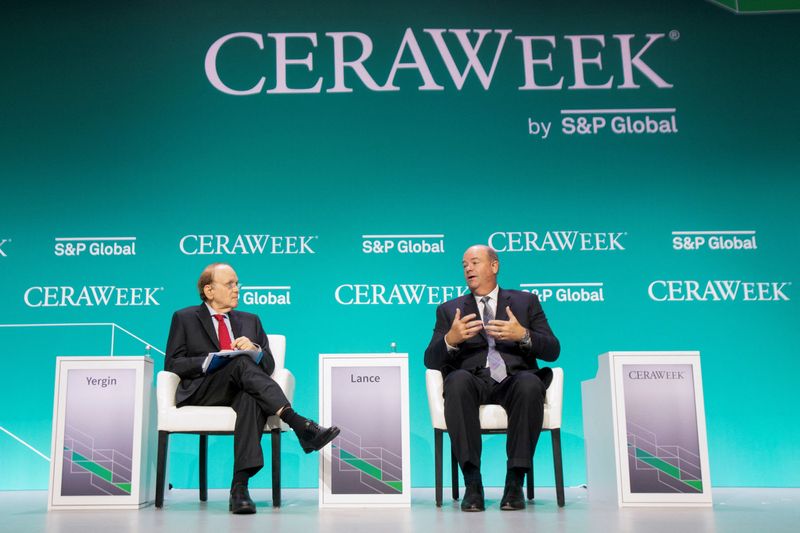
xmin=198 ymin=263 xmax=240 ymax=313
xmin=462 ymin=245 xmax=499 ymax=296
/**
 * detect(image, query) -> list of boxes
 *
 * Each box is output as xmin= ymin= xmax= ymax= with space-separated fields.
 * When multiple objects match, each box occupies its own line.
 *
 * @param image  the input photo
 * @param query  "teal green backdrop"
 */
xmin=1 ymin=0 xmax=798 ymax=491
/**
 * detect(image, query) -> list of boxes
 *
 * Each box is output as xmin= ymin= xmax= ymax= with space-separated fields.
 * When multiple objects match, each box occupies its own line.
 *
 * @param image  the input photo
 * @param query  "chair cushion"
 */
xmin=426 ymin=368 xmax=563 ymax=431
xmin=156 ymin=343 xmax=295 ymax=433
xmin=158 ymin=405 xmax=285 ymax=433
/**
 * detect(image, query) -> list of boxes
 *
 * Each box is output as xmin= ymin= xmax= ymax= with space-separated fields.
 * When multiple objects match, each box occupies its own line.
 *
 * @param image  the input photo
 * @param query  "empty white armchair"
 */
xmin=425 ymin=367 xmax=565 ymax=507
xmin=155 ymin=334 xmax=295 ymax=508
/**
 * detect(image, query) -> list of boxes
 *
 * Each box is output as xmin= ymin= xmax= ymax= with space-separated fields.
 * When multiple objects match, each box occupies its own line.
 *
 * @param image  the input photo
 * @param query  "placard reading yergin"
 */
xmin=61 ymin=369 xmax=136 ymax=496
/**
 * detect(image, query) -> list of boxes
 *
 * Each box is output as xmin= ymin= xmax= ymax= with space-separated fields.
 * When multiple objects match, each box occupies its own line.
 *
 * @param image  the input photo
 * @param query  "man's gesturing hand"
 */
xmin=485 ymin=306 xmax=527 ymax=342
xmin=444 ymin=308 xmax=483 ymax=346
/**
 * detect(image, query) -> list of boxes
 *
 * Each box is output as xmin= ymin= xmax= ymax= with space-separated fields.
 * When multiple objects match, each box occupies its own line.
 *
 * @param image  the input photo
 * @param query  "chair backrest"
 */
xmin=267 ymin=334 xmax=285 ymax=371
xmin=545 ymin=367 xmax=564 ymax=429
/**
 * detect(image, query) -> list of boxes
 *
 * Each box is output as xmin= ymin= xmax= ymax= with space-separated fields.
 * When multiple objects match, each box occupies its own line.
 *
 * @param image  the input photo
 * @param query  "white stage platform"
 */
xmin=2 ymin=487 xmax=797 ymax=533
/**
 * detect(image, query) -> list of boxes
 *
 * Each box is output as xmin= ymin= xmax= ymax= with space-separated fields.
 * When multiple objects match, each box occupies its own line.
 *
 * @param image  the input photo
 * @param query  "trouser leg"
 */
xmin=443 ymin=369 xmax=487 ymax=470
xmin=183 ymin=356 xmax=289 ymax=414
xmin=179 ymin=356 xmax=289 ymax=478
xmin=230 ymin=391 xmax=268 ymax=473
xmin=227 ymin=356 xmax=290 ymax=413
xmin=497 ymin=371 xmax=545 ymax=469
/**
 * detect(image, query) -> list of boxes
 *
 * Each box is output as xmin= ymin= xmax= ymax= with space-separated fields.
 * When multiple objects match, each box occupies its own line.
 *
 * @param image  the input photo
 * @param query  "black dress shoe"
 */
xmin=500 ymin=485 xmax=526 ymax=510
xmin=229 ymin=484 xmax=256 ymax=514
xmin=297 ymin=420 xmax=341 ymax=453
xmin=460 ymin=482 xmax=485 ymax=512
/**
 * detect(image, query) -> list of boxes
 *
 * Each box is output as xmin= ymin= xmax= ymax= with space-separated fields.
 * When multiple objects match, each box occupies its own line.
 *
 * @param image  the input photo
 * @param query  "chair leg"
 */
xmin=527 ymin=463 xmax=534 ymax=500
xmin=155 ymin=431 xmax=169 ymax=508
xmin=552 ymin=428 xmax=565 ymax=507
xmin=271 ymin=429 xmax=281 ymax=508
xmin=199 ymin=434 xmax=208 ymax=502
xmin=434 ymin=429 xmax=443 ymax=507
xmin=450 ymin=444 xmax=459 ymax=501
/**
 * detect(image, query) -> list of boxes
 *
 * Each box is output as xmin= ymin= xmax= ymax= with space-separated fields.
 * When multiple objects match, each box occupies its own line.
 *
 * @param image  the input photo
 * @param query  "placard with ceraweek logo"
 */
xmin=319 ymin=353 xmax=410 ymax=507
xmin=48 ymin=356 xmax=155 ymax=510
xmin=582 ymin=351 xmax=712 ymax=507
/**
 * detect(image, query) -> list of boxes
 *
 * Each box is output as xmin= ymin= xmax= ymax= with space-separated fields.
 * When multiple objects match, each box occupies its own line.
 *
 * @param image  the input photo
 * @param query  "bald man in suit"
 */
xmin=424 ymin=245 xmax=560 ymax=511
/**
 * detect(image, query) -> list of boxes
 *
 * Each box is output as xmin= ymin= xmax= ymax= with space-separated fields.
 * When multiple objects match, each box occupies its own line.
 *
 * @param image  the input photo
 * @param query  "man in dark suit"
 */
xmin=424 ymin=245 xmax=560 ymax=511
xmin=165 ymin=262 xmax=339 ymax=514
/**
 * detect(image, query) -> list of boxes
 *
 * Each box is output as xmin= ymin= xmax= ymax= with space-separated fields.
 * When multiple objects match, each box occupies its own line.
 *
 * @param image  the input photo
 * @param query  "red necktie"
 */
xmin=213 ymin=314 xmax=232 ymax=350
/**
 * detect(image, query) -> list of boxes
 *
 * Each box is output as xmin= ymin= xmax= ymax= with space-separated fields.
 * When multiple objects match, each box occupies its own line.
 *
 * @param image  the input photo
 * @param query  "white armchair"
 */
xmin=425 ymin=367 xmax=565 ymax=507
xmin=155 ymin=334 xmax=295 ymax=508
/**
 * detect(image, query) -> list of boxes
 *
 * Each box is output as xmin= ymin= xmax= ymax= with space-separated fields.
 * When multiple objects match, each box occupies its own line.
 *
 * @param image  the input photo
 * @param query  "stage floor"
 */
xmin=2 ymin=487 xmax=797 ymax=533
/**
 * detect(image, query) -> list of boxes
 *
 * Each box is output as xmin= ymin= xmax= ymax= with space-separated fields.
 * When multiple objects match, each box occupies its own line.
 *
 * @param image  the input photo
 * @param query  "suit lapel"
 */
xmin=495 ymin=288 xmax=510 ymax=322
xmin=196 ymin=304 xmax=220 ymax=351
xmin=461 ymin=292 xmax=487 ymax=341
xmin=229 ymin=311 xmax=241 ymax=339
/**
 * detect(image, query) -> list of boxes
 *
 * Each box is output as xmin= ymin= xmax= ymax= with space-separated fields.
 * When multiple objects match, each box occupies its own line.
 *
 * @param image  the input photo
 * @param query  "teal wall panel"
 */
xmin=1 ymin=0 xmax=798 ymax=490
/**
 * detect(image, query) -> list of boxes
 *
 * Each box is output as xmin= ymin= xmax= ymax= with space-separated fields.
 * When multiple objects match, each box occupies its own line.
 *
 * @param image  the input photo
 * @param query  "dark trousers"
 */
xmin=444 ymin=368 xmax=546 ymax=472
xmin=178 ymin=356 xmax=289 ymax=474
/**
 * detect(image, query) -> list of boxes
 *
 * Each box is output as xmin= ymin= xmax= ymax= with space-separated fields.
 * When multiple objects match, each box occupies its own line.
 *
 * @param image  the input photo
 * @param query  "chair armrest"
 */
xmin=425 ymin=369 xmax=447 ymax=430
xmin=157 ymin=371 xmax=180 ymax=411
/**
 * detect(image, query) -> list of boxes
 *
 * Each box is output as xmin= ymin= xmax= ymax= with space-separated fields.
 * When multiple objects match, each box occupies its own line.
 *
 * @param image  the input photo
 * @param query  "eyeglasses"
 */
xmin=213 ymin=281 xmax=241 ymax=290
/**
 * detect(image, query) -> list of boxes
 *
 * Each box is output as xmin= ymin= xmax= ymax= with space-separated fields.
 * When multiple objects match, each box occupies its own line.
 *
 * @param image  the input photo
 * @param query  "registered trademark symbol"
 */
xmin=669 ymin=30 xmax=680 ymax=41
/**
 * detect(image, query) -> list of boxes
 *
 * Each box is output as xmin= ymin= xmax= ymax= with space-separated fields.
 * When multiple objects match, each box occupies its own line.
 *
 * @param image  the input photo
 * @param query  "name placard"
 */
xmin=48 ymin=356 xmax=154 ymax=510
xmin=582 ymin=351 xmax=712 ymax=507
xmin=319 ymin=353 xmax=410 ymax=507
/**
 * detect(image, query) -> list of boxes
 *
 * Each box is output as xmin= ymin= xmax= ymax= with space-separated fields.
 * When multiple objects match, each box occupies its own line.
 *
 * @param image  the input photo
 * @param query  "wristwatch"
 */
xmin=519 ymin=329 xmax=531 ymax=345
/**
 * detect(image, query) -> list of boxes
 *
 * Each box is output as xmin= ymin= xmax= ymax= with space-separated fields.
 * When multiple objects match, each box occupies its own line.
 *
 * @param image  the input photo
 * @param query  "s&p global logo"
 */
xmin=648 ymin=280 xmax=790 ymax=302
xmin=489 ymin=230 xmax=626 ymax=252
xmin=362 ymin=234 xmax=445 ymax=254
xmin=179 ymin=234 xmax=317 ymax=255
xmin=0 ymin=238 xmax=9 ymax=257
xmin=241 ymin=285 xmax=292 ymax=306
xmin=521 ymin=282 xmax=605 ymax=303
xmin=54 ymin=236 xmax=136 ymax=257
xmin=24 ymin=285 xmax=163 ymax=307
xmin=672 ymin=230 xmax=757 ymax=251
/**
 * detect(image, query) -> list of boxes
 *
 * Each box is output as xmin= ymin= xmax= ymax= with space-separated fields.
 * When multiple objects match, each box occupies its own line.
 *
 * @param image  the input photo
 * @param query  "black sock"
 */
xmin=279 ymin=406 xmax=309 ymax=433
xmin=231 ymin=469 xmax=253 ymax=489
xmin=505 ymin=467 xmax=526 ymax=488
xmin=462 ymin=462 xmax=482 ymax=486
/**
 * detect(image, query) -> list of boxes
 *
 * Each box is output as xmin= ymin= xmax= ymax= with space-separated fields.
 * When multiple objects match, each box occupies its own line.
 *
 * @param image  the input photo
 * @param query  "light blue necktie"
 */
xmin=481 ymin=296 xmax=507 ymax=382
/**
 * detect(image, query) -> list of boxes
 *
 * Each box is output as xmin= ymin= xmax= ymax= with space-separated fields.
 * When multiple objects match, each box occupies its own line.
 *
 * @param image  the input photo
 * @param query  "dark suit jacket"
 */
xmin=424 ymin=288 xmax=560 ymax=388
xmin=165 ymin=304 xmax=275 ymax=404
